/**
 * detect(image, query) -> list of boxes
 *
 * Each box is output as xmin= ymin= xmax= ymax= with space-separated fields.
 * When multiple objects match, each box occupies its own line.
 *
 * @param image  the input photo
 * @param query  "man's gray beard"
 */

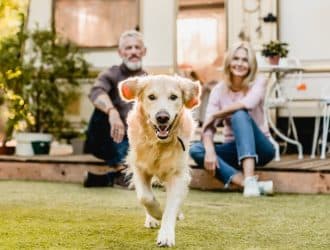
xmin=123 ymin=59 xmax=142 ymax=71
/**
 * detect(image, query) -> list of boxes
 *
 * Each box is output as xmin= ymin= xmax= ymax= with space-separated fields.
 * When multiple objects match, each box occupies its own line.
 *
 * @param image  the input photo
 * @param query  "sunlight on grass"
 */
xmin=0 ymin=181 xmax=329 ymax=249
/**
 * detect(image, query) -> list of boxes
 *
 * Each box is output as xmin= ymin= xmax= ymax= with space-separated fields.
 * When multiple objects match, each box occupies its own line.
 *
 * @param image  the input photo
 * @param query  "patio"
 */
xmin=0 ymin=153 xmax=329 ymax=194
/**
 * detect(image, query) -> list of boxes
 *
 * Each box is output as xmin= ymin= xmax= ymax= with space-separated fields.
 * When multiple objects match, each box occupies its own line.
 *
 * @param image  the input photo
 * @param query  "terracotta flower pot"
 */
xmin=268 ymin=55 xmax=280 ymax=65
xmin=0 ymin=145 xmax=15 ymax=155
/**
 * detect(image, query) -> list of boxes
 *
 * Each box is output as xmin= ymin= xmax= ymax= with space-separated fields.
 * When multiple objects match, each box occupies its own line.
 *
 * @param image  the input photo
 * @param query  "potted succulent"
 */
xmin=0 ymin=26 xmax=90 ymax=155
xmin=261 ymin=40 xmax=289 ymax=65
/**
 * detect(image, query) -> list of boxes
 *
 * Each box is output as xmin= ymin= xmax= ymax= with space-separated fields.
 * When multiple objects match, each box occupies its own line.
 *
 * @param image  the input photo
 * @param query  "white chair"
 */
xmin=311 ymin=99 xmax=330 ymax=159
xmin=263 ymin=58 xmax=304 ymax=160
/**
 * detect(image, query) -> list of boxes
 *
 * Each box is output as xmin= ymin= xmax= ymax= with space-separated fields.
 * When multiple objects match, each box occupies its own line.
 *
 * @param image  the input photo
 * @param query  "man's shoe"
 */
xmin=83 ymin=172 xmax=114 ymax=188
xmin=258 ymin=180 xmax=274 ymax=195
xmin=114 ymin=172 xmax=133 ymax=188
xmin=243 ymin=176 xmax=260 ymax=197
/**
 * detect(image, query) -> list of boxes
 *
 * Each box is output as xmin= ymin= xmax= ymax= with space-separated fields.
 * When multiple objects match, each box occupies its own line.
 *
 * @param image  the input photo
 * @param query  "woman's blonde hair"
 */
xmin=223 ymin=41 xmax=257 ymax=90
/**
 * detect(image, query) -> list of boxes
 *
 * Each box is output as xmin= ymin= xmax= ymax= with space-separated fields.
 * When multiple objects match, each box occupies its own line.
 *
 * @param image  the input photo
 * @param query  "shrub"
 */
xmin=0 ymin=27 xmax=90 ymax=140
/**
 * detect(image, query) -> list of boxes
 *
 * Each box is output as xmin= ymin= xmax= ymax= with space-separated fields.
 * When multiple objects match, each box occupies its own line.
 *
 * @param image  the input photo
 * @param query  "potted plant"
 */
xmin=261 ymin=40 xmax=289 ymax=65
xmin=0 ymin=26 xmax=90 ymax=155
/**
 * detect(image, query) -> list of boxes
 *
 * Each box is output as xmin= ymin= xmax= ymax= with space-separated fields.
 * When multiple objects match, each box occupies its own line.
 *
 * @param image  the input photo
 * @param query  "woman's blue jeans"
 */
xmin=189 ymin=110 xmax=275 ymax=187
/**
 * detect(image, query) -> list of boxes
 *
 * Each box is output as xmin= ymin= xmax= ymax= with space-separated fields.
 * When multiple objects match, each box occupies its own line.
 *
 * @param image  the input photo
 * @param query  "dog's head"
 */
xmin=119 ymin=75 xmax=201 ymax=141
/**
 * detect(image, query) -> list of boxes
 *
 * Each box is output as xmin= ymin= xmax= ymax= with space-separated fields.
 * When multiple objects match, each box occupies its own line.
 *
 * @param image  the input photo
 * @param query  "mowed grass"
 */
xmin=0 ymin=181 xmax=329 ymax=250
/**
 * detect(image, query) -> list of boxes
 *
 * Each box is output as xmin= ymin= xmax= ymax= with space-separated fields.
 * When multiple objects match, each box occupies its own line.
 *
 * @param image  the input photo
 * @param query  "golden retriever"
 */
xmin=119 ymin=75 xmax=200 ymax=247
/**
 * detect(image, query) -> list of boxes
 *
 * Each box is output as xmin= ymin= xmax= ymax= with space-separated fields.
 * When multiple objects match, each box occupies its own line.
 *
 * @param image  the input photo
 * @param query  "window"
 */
xmin=54 ymin=0 xmax=139 ymax=48
xmin=177 ymin=3 xmax=226 ymax=70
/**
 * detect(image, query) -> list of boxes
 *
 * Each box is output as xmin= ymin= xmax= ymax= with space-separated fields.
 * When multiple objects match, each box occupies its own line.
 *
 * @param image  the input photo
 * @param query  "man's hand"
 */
xmin=204 ymin=149 xmax=218 ymax=177
xmin=108 ymin=110 xmax=125 ymax=143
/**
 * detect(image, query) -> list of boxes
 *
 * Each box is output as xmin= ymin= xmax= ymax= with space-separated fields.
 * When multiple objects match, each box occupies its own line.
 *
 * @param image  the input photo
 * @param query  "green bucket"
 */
xmin=31 ymin=141 xmax=51 ymax=155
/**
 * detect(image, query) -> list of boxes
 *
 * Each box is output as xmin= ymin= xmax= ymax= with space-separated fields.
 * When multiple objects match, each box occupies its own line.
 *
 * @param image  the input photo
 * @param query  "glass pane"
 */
xmin=54 ymin=0 xmax=139 ymax=47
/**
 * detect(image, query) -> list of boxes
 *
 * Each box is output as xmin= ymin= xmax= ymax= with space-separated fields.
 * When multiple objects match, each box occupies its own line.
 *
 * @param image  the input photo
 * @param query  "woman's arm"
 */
xmin=202 ymin=133 xmax=218 ymax=176
xmin=212 ymin=76 xmax=267 ymax=119
xmin=212 ymin=101 xmax=246 ymax=120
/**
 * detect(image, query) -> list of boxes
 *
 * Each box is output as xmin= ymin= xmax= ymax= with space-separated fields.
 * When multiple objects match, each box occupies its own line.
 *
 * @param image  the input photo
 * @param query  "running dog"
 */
xmin=119 ymin=75 xmax=200 ymax=247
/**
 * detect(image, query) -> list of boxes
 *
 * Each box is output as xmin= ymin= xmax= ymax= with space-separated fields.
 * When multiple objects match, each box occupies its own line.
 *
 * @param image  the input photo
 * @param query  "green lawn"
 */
xmin=0 ymin=181 xmax=329 ymax=250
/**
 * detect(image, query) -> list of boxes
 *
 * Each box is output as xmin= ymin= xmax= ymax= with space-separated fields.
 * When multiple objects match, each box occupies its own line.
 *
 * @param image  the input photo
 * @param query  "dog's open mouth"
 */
xmin=153 ymin=124 xmax=172 ymax=140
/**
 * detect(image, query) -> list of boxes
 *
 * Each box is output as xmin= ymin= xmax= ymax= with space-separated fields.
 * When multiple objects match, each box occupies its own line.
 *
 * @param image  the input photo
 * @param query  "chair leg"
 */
xmin=286 ymin=104 xmax=303 ymax=159
xmin=320 ymin=104 xmax=330 ymax=159
xmin=311 ymin=116 xmax=321 ymax=158
xmin=268 ymin=136 xmax=280 ymax=161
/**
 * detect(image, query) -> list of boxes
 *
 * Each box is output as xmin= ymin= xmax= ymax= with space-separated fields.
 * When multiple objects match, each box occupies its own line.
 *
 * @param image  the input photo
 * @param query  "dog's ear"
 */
xmin=180 ymin=78 xmax=201 ymax=109
xmin=119 ymin=77 xmax=138 ymax=101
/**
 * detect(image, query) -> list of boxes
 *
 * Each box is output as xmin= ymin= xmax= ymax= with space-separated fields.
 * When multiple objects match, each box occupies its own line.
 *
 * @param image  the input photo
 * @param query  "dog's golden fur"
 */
xmin=127 ymin=102 xmax=195 ymax=180
xmin=119 ymin=75 xmax=200 ymax=247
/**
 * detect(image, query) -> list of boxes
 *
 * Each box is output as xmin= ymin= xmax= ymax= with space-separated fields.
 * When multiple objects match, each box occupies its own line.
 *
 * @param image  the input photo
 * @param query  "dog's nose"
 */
xmin=156 ymin=111 xmax=170 ymax=124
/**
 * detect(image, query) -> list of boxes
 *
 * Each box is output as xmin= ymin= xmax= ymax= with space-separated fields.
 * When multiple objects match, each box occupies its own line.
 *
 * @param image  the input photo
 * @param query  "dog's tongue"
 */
xmin=157 ymin=130 xmax=169 ymax=138
xmin=157 ymin=125 xmax=169 ymax=138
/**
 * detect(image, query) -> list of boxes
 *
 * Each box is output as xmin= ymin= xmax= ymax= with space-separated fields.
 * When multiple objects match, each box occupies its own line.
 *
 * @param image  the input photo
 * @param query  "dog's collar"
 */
xmin=177 ymin=136 xmax=185 ymax=151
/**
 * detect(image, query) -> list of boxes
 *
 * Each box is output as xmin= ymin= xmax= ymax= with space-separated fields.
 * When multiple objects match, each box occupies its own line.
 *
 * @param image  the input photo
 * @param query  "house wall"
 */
xmin=278 ymin=0 xmax=330 ymax=117
xmin=227 ymin=0 xmax=277 ymax=50
xmin=27 ymin=0 xmax=177 ymax=123
xmin=279 ymin=0 xmax=330 ymax=64
xmin=27 ymin=0 xmax=176 ymax=72
xmin=27 ymin=0 xmax=52 ymax=30
xmin=26 ymin=0 xmax=330 ymax=122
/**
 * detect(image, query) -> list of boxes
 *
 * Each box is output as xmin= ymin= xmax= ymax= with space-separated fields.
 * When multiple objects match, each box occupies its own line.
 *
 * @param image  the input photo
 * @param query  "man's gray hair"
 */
xmin=119 ymin=30 xmax=144 ymax=49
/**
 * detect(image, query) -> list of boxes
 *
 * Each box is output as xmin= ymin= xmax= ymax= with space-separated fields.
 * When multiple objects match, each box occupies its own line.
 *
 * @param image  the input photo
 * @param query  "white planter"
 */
xmin=15 ymin=132 xmax=52 ymax=156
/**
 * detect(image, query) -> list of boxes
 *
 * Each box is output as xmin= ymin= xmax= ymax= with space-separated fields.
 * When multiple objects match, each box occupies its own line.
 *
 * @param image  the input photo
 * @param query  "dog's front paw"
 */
xmin=144 ymin=213 xmax=160 ymax=228
xmin=157 ymin=228 xmax=175 ymax=247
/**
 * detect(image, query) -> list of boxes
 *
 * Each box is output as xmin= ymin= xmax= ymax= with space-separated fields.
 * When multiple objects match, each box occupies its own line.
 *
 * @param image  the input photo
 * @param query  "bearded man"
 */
xmin=84 ymin=30 xmax=147 ymax=187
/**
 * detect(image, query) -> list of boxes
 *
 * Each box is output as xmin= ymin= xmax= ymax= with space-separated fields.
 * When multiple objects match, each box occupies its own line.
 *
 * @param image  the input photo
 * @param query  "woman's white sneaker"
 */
xmin=258 ymin=180 xmax=274 ymax=195
xmin=243 ymin=176 xmax=260 ymax=197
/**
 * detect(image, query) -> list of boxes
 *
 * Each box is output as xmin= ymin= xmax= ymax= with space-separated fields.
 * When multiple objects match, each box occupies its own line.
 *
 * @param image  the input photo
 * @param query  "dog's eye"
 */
xmin=169 ymin=94 xmax=178 ymax=101
xmin=148 ymin=94 xmax=156 ymax=100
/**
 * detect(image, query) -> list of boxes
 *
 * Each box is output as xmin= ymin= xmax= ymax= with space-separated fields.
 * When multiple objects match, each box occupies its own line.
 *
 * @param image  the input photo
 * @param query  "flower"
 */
xmin=0 ymin=70 xmax=35 ymax=140
xmin=261 ymin=40 xmax=289 ymax=58
xmin=6 ymin=68 xmax=22 ymax=79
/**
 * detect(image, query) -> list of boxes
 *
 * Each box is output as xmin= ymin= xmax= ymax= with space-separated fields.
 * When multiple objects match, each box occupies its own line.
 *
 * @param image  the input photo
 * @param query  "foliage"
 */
xmin=0 ymin=0 xmax=28 ymax=41
xmin=261 ymin=40 xmax=289 ymax=58
xmin=0 ymin=75 xmax=34 ymax=141
xmin=0 ymin=27 xmax=90 ymax=140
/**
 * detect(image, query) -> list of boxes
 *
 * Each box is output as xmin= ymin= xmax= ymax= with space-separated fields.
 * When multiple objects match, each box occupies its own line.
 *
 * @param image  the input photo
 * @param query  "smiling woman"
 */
xmin=190 ymin=41 xmax=275 ymax=197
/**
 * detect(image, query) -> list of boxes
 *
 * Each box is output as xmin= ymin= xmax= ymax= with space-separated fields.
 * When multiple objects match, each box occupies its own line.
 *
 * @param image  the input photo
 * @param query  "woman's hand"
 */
xmin=204 ymin=148 xmax=218 ymax=177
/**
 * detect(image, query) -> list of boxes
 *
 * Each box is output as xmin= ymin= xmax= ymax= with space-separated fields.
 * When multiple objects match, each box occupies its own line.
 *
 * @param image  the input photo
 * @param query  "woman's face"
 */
xmin=229 ymin=48 xmax=249 ymax=78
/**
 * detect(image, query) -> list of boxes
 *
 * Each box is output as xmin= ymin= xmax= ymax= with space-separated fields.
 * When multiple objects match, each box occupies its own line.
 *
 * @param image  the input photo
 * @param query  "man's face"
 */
xmin=118 ymin=36 xmax=146 ymax=71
